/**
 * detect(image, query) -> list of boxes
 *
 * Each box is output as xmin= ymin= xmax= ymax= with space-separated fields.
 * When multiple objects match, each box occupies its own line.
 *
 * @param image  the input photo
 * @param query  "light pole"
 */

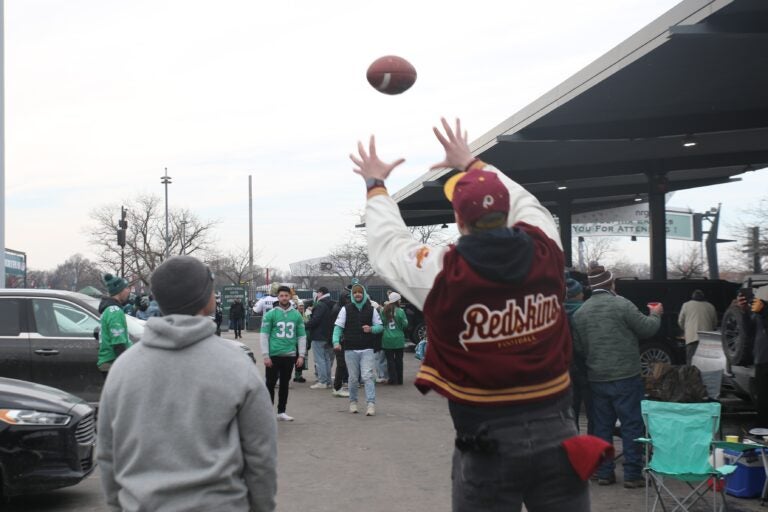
xmin=180 ymin=217 xmax=187 ymax=255
xmin=160 ymin=168 xmax=172 ymax=260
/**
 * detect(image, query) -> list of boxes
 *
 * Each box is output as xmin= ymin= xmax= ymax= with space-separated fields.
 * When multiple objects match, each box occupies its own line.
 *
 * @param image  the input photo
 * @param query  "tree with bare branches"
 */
xmin=729 ymin=198 xmax=768 ymax=273
xmin=327 ymin=233 xmax=375 ymax=287
xmin=574 ymin=237 xmax=616 ymax=272
xmin=48 ymin=254 xmax=105 ymax=291
xmin=208 ymin=247 xmax=263 ymax=289
xmin=88 ymin=194 xmax=218 ymax=286
xmin=668 ymin=246 xmax=707 ymax=279
xmin=408 ymin=225 xmax=455 ymax=246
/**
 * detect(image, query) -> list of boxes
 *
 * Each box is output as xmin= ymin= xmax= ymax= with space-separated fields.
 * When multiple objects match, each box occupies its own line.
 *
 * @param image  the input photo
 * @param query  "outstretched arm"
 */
xmin=431 ymin=117 xmax=561 ymax=248
xmin=351 ymin=135 xmax=448 ymax=310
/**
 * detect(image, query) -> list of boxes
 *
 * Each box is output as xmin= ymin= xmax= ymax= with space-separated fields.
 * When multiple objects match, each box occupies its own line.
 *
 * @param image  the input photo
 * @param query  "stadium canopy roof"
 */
xmin=391 ymin=0 xmax=768 ymax=277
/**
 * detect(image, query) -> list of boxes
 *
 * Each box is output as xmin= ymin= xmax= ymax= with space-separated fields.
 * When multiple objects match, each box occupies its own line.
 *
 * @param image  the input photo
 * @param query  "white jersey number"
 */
xmin=275 ymin=321 xmax=295 ymax=339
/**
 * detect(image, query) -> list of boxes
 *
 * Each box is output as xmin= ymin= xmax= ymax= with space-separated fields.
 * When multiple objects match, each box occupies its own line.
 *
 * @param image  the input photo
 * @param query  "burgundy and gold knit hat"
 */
xmin=443 ymin=170 xmax=510 ymax=225
xmin=588 ymin=265 xmax=614 ymax=290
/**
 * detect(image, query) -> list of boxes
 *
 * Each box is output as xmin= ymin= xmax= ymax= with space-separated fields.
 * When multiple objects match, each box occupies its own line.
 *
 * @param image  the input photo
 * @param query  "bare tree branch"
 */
xmin=88 ymin=194 xmax=218 ymax=286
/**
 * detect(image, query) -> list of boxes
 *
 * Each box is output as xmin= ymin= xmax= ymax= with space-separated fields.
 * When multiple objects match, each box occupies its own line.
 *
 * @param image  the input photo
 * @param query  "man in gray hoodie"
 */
xmin=97 ymin=255 xmax=277 ymax=512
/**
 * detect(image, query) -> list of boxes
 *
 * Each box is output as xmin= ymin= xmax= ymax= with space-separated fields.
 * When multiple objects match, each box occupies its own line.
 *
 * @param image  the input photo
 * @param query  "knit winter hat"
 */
xmin=150 ymin=255 xmax=215 ymax=316
xmin=103 ymin=273 xmax=128 ymax=296
xmin=565 ymin=278 xmax=583 ymax=298
xmin=588 ymin=265 xmax=614 ymax=290
xmin=387 ymin=292 xmax=402 ymax=304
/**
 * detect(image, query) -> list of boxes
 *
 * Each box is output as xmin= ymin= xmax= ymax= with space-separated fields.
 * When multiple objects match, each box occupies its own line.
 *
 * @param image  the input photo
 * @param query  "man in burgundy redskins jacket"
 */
xmin=349 ymin=118 xmax=589 ymax=511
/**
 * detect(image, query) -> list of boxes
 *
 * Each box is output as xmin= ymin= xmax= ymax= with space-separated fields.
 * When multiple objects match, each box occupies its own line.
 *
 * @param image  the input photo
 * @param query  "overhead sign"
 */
xmin=571 ymin=212 xmax=694 ymax=241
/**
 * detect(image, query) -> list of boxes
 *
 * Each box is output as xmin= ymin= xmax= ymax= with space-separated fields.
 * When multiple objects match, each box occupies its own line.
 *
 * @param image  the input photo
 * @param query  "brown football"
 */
xmin=366 ymin=55 xmax=417 ymax=95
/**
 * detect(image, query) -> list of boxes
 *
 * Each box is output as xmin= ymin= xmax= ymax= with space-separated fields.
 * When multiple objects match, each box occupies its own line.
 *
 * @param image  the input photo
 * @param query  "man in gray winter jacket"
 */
xmin=572 ymin=265 xmax=662 ymax=489
xmin=97 ymin=255 xmax=277 ymax=512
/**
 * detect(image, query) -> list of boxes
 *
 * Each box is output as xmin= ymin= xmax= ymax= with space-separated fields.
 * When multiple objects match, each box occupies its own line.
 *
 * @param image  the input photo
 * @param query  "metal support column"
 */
xmin=705 ymin=205 xmax=721 ymax=279
xmin=558 ymin=199 xmax=573 ymax=268
xmin=648 ymin=173 xmax=668 ymax=280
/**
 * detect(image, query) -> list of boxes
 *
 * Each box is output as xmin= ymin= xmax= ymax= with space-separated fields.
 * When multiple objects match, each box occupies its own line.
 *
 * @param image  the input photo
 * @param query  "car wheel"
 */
xmin=639 ymin=342 xmax=673 ymax=376
xmin=410 ymin=322 xmax=427 ymax=344
xmin=721 ymin=305 xmax=753 ymax=366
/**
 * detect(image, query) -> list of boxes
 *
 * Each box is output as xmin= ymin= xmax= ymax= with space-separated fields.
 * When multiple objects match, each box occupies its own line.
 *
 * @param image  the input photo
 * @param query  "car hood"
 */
xmin=0 ymin=377 xmax=88 ymax=415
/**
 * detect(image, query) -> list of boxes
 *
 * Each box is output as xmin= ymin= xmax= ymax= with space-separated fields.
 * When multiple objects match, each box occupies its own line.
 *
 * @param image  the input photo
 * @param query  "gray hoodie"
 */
xmin=97 ymin=315 xmax=277 ymax=512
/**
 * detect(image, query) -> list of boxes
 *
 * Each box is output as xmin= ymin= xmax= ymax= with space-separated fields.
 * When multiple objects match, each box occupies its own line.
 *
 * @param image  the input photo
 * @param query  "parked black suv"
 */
xmin=0 ymin=377 xmax=95 ymax=498
xmin=0 ymin=289 xmax=143 ymax=403
xmin=614 ymin=278 xmax=740 ymax=374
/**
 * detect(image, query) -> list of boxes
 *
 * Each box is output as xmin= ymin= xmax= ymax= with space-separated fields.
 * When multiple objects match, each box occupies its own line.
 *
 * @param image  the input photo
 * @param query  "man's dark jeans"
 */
xmin=333 ymin=350 xmax=348 ymax=391
xmin=451 ymin=407 xmax=589 ymax=512
xmin=232 ymin=318 xmax=243 ymax=338
xmin=590 ymin=375 xmax=645 ymax=481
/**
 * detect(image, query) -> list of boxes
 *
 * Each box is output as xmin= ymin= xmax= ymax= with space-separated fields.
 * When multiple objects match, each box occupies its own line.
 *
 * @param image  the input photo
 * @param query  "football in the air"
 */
xmin=366 ymin=55 xmax=417 ymax=95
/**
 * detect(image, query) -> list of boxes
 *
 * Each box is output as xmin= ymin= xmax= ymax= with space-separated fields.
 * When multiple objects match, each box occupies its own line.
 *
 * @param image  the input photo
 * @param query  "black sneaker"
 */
xmin=597 ymin=474 xmax=616 ymax=486
xmin=293 ymin=377 xmax=306 ymax=383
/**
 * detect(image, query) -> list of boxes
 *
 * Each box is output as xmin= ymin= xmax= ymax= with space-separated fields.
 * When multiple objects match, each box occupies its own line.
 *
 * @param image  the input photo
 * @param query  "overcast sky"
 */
xmin=5 ymin=0 xmax=766 ymax=273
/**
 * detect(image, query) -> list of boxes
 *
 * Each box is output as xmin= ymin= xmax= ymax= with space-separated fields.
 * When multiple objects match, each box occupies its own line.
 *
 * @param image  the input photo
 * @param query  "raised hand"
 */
xmin=350 ymin=135 xmax=405 ymax=182
xmin=430 ymin=117 xmax=474 ymax=171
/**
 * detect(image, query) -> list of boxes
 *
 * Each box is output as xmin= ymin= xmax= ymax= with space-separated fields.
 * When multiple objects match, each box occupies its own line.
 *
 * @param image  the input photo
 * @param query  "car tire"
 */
xmin=410 ymin=321 xmax=427 ymax=344
xmin=721 ymin=305 xmax=753 ymax=366
xmin=639 ymin=341 xmax=674 ymax=376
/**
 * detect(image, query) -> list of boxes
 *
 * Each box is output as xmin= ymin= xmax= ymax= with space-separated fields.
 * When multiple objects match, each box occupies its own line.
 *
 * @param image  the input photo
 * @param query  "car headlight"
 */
xmin=0 ymin=409 xmax=71 ymax=426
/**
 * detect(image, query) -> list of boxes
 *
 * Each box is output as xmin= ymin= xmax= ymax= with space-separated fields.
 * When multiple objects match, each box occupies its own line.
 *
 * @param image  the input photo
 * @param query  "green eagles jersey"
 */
xmin=98 ymin=305 xmax=132 ymax=366
xmin=381 ymin=307 xmax=408 ymax=349
xmin=261 ymin=307 xmax=306 ymax=356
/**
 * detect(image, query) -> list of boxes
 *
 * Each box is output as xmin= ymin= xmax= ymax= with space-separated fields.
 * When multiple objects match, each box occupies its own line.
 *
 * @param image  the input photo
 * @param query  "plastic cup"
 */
xmin=725 ymin=435 xmax=739 ymax=443
xmin=647 ymin=302 xmax=661 ymax=308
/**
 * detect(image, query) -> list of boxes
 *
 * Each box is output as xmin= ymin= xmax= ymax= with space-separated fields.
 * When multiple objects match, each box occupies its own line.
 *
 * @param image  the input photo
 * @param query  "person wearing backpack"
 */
xmin=381 ymin=292 xmax=408 ymax=385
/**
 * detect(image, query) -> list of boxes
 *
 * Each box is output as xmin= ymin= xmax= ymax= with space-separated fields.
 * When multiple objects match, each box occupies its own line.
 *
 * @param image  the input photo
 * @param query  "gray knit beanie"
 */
xmin=150 ymin=255 xmax=214 ymax=316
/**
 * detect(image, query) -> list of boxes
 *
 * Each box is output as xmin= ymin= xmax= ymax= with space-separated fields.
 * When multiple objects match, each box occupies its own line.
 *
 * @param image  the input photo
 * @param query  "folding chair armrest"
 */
xmin=713 ymin=441 xmax=763 ymax=452
xmin=635 ymin=437 xmax=652 ymax=444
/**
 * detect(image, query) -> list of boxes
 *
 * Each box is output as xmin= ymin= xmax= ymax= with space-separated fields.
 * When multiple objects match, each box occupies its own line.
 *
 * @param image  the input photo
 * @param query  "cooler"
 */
xmin=723 ymin=448 xmax=767 ymax=498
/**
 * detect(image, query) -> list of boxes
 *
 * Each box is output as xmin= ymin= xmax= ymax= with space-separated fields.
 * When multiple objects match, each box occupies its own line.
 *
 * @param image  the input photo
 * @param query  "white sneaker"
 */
xmin=366 ymin=403 xmax=375 ymax=416
xmin=349 ymin=402 xmax=358 ymax=414
xmin=310 ymin=382 xmax=330 ymax=389
xmin=332 ymin=388 xmax=350 ymax=397
xmin=276 ymin=413 xmax=294 ymax=422
xmin=375 ymin=378 xmax=387 ymax=384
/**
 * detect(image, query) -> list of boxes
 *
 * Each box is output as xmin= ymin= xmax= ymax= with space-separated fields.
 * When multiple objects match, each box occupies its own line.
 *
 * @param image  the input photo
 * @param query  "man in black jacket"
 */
xmin=307 ymin=287 xmax=336 ymax=389
xmin=229 ymin=297 xmax=246 ymax=339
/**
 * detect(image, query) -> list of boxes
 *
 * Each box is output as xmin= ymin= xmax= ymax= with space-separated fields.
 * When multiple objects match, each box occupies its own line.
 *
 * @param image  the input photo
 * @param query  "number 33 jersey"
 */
xmin=260 ymin=306 xmax=307 ymax=357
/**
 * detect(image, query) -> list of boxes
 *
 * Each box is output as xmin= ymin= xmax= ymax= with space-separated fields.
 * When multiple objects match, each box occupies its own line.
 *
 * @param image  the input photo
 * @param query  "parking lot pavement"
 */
xmin=10 ymin=328 xmax=767 ymax=511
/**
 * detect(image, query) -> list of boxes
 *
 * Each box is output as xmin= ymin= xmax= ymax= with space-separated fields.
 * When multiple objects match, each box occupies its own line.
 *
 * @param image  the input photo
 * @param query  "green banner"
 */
xmin=5 ymin=251 xmax=26 ymax=277
xmin=221 ymin=286 xmax=247 ymax=313
xmin=571 ymin=212 xmax=694 ymax=241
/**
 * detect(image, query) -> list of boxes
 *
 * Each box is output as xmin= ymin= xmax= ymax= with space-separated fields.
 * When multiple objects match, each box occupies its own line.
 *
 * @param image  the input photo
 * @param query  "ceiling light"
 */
xmin=556 ymin=182 xmax=567 ymax=190
xmin=682 ymin=138 xmax=697 ymax=148
xmin=634 ymin=194 xmax=642 ymax=202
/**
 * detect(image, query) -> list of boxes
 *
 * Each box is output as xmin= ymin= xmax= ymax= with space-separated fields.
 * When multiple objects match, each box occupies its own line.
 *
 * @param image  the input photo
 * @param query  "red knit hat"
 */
xmin=444 ymin=170 xmax=510 ymax=225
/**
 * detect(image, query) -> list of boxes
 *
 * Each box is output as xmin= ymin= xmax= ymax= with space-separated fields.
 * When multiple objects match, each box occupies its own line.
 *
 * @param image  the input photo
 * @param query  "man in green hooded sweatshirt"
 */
xmin=97 ymin=273 xmax=133 ymax=376
xmin=332 ymin=280 xmax=383 ymax=416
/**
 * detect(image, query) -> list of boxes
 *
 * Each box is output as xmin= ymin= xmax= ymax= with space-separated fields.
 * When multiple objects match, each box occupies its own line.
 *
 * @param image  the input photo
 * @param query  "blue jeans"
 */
xmin=344 ymin=349 xmax=375 ymax=404
xmin=311 ymin=340 xmax=334 ymax=385
xmin=590 ymin=375 xmax=645 ymax=480
xmin=451 ymin=407 xmax=589 ymax=512
xmin=375 ymin=350 xmax=388 ymax=380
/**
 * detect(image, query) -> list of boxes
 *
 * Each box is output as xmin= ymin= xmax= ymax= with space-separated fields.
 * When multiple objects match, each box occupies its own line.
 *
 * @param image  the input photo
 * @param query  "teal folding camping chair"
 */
xmin=637 ymin=400 xmax=736 ymax=512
